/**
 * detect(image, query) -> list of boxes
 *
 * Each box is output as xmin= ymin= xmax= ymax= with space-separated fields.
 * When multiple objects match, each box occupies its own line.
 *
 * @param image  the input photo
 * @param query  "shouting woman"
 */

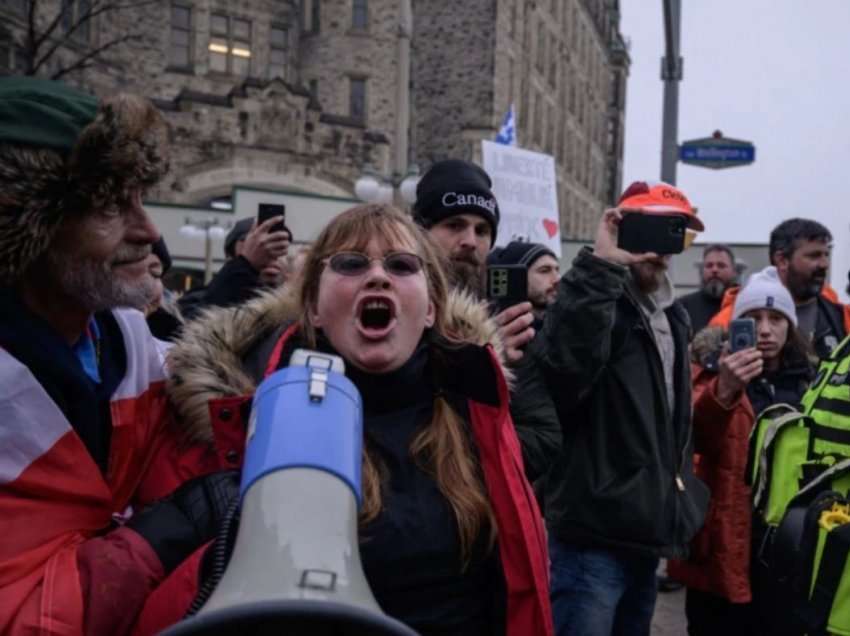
xmin=134 ymin=204 xmax=552 ymax=636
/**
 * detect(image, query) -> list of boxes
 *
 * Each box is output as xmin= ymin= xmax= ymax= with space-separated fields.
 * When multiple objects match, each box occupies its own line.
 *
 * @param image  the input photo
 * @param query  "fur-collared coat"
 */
xmin=133 ymin=288 xmax=554 ymax=636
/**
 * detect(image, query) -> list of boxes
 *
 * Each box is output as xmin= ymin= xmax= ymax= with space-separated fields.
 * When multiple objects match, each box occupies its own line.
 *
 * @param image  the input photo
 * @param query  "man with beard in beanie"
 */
xmin=0 ymin=78 xmax=238 ymax=635
xmin=413 ymin=159 xmax=535 ymax=363
xmin=679 ymin=244 xmax=739 ymax=334
xmin=487 ymin=241 xmax=560 ymax=331
xmin=531 ymin=181 xmax=709 ymax=635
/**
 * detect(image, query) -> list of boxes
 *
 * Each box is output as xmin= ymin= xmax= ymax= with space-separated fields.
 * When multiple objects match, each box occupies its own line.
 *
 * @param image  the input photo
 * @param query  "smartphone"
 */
xmin=258 ymin=203 xmax=286 ymax=234
xmin=729 ymin=318 xmax=756 ymax=353
xmin=617 ymin=212 xmax=688 ymax=255
xmin=486 ymin=264 xmax=528 ymax=313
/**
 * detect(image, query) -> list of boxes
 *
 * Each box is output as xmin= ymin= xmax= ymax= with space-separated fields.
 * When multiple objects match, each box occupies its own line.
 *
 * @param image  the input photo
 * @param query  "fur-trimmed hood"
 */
xmin=167 ymin=287 xmax=509 ymax=445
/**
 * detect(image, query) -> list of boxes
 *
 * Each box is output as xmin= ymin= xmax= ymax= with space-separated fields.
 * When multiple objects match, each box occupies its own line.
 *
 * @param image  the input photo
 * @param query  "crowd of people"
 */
xmin=2 ymin=78 xmax=850 ymax=636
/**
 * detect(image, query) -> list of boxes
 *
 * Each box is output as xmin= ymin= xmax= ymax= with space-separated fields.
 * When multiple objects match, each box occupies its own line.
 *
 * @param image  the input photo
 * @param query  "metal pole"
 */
xmin=660 ymin=0 xmax=682 ymax=185
xmin=393 ymin=0 xmax=412 ymax=207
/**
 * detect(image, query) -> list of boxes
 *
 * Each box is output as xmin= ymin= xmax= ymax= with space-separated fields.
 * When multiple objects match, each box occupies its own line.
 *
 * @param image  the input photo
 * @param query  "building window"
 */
xmin=0 ymin=27 xmax=26 ymax=75
xmin=60 ymin=0 xmax=91 ymax=43
xmin=303 ymin=0 xmax=320 ymax=33
xmin=349 ymin=77 xmax=366 ymax=122
xmin=268 ymin=24 xmax=288 ymax=79
xmin=352 ymin=0 xmax=368 ymax=29
xmin=209 ymin=14 xmax=251 ymax=75
xmin=348 ymin=77 xmax=366 ymax=123
xmin=169 ymin=4 xmax=192 ymax=69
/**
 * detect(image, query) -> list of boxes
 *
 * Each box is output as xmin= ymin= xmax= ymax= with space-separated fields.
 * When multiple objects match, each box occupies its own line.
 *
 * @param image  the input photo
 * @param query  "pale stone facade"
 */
xmin=1 ymin=0 xmax=628 ymax=240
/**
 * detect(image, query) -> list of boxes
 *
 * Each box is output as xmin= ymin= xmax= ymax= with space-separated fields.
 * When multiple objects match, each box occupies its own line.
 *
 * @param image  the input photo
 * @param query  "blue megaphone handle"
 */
xmin=240 ymin=355 xmax=363 ymax=505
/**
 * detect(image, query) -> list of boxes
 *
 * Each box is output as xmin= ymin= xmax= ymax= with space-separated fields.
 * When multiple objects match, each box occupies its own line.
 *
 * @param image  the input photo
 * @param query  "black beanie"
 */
xmin=413 ymin=159 xmax=500 ymax=245
xmin=487 ymin=241 xmax=556 ymax=268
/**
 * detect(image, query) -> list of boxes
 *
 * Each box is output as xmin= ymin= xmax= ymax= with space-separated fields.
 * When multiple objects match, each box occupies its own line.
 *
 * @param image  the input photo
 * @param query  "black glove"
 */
xmin=127 ymin=470 xmax=240 ymax=574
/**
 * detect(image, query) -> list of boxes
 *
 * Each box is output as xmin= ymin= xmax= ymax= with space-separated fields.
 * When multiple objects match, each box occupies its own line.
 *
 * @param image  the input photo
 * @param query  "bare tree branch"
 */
xmin=50 ymin=32 xmax=142 ymax=80
xmin=25 ymin=0 xmax=160 ymax=76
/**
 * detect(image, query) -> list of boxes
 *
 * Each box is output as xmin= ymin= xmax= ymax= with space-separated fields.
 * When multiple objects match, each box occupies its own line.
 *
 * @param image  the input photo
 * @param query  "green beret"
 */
xmin=0 ymin=77 xmax=98 ymax=152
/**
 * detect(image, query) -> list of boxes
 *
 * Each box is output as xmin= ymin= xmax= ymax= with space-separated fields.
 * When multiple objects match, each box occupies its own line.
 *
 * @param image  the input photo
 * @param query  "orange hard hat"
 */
xmin=617 ymin=181 xmax=704 ymax=232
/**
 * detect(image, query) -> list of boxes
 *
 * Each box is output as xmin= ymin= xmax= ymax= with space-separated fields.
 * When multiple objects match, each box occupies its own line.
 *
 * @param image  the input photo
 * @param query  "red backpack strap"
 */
xmin=263 ymin=322 xmax=301 ymax=378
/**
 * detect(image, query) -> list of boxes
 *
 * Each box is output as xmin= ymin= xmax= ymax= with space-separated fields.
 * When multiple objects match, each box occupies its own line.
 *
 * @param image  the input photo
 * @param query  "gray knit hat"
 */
xmin=732 ymin=266 xmax=797 ymax=326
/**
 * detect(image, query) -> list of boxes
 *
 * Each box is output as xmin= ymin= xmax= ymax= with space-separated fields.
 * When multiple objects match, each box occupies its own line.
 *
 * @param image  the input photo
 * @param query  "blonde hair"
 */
xmin=298 ymin=203 xmax=496 ymax=564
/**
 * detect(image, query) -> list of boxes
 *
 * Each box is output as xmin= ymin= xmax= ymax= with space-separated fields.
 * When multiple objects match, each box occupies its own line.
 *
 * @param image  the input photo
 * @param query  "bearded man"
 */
xmin=679 ymin=244 xmax=738 ymax=334
xmin=0 ymin=77 xmax=236 ymax=635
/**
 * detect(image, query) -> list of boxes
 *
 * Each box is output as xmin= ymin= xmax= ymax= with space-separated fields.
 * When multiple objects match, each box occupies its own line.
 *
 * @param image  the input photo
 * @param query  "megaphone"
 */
xmin=161 ymin=349 xmax=418 ymax=636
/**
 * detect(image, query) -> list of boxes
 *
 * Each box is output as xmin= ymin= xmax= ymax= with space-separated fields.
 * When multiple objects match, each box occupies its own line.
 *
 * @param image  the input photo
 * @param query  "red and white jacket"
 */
xmin=0 ymin=309 xmax=214 ymax=636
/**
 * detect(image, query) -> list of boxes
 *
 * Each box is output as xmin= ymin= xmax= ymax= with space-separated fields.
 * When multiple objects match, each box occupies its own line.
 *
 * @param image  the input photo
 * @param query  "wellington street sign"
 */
xmin=679 ymin=130 xmax=756 ymax=170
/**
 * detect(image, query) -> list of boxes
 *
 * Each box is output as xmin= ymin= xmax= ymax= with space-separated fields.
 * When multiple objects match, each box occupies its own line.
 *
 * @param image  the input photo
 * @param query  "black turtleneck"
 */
xmin=265 ymin=331 xmax=505 ymax=634
xmin=327 ymin=340 xmax=503 ymax=635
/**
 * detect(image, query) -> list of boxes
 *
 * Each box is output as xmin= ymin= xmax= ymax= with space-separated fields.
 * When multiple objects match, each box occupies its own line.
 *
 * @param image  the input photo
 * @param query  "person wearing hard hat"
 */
xmin=530 ymin=181 xmax=709 ymax=635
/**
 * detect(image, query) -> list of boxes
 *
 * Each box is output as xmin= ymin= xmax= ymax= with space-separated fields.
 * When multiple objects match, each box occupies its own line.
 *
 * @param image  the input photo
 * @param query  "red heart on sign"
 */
xmin=543 ymin=218 xmax=559 ymax=238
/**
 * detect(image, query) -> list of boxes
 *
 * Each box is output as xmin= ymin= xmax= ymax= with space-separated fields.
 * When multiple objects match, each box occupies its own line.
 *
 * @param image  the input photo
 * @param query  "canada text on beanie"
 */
xmin=413 ymin=159 xmax=500 ymax=244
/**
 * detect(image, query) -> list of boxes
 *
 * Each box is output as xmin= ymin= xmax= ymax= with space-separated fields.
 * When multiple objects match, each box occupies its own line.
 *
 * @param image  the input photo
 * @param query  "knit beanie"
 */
xmin=412 ymin=159 xmax=500 ymax=245
xmin=732 ymin=266 xmax=797 ymax=326
xmin=487 ymin=240 xmax=556 ymax=268
xmin=0 ymin=77 xmax=170 ymax=284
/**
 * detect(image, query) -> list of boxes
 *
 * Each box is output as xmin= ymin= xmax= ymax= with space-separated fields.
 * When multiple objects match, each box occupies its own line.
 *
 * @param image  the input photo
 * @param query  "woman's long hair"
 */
xmin=297 ymin=203 xmax=496 ymax=565
xmin=780 ymin=321 xmax=816 ymax=372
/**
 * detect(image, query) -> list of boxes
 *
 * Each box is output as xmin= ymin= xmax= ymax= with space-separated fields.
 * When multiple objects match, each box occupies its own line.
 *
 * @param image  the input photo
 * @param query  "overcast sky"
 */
xmin=620 ymin=0 xmax=850 ymax=301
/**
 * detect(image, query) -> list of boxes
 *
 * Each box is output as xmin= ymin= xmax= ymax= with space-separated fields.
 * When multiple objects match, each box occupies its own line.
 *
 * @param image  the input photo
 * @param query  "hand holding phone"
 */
xmin=716 ymin=318 xmax=763 ymax=405
xmin=487 ymin=264 xmax=528 ymax=314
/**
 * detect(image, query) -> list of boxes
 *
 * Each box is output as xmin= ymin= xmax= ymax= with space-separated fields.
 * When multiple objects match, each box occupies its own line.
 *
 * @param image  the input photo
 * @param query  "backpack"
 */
xmin=747 ymin=336 xmax=850 ymax=634
xmin=748 ymin=335 xmax=850 ymax=527
xmin=770 ymin=461 xmax=850 ymax=635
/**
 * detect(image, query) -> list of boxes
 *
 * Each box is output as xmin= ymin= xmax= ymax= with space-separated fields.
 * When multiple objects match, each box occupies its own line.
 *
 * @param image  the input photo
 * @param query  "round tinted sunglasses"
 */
xmin=326 ymin=251 xmax=424 ymax=277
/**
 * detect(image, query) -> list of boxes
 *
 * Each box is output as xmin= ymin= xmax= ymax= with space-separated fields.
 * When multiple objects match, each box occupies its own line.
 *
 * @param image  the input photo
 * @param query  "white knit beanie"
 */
xmin=732 ymin=266 xmax=797 ymax=326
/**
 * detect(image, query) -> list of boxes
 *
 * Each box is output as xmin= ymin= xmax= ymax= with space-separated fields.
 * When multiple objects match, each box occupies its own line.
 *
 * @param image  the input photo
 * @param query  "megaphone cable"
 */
xmin=185 ymin=497 xmax=241 ymax=617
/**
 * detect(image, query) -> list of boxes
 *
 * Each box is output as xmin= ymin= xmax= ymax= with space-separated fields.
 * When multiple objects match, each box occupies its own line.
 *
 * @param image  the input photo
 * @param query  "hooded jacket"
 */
xmin=532 ymin=248 xmax=709 ymax=558
xmin=133 ymin=288 xmax=553 ymax=636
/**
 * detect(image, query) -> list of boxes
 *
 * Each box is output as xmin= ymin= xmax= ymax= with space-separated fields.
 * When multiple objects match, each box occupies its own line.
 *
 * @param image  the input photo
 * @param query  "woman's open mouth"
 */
xmin=356 ymin=297 xmax=397 ymax=340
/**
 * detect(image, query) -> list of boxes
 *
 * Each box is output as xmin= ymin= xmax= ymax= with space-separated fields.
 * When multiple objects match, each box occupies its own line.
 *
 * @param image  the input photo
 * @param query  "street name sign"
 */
xmin=679 ymin=131 xmax=756 ymax=170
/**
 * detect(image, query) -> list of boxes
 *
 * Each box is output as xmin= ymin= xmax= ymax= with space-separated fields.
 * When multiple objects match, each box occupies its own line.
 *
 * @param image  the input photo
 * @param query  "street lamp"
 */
xmin=179 ymin=217 xmax=230 ymax=284
xmin=354 ymin=164 xmax=421 ymax=207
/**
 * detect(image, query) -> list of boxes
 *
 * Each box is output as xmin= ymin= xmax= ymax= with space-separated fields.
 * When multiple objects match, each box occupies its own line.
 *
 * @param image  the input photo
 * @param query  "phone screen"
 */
xmin=258 ymin=203 xmax=286 ymax=234
xmin=729 ymin=318 xmax=756 ymax=353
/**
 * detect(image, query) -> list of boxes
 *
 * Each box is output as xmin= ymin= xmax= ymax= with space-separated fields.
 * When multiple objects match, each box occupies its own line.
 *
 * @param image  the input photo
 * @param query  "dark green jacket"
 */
xmin=532 ymin=248 xmax=709 ymax=559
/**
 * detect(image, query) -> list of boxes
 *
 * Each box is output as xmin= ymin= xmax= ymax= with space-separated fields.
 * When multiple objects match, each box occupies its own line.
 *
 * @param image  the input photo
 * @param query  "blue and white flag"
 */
xmin=495 ymin=104 xmax=517 ymax=146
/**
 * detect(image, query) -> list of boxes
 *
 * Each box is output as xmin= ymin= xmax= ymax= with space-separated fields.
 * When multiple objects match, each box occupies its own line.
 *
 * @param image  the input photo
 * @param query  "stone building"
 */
xmin=0 ymin=0 xmax=628 ymax=241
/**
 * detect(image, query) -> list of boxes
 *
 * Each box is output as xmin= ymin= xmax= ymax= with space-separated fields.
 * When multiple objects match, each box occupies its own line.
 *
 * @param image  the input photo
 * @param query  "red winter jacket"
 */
xmin=132 ymin=291 xmax=554 ymax=636
xmin=668 ymin=363 xmax=756 ymax=603
xmin=0 ymin=309 xmax=217 ymax=636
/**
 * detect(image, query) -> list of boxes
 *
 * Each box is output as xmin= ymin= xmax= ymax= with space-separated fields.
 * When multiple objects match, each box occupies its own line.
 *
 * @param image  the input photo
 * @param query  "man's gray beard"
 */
xmin=448 ymin=259 xmax=485 ymax=299
xmin=702 ymin=278 xmax=727 ymax=299
xmin=47 ymin=250 xmax=157 ymax=312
